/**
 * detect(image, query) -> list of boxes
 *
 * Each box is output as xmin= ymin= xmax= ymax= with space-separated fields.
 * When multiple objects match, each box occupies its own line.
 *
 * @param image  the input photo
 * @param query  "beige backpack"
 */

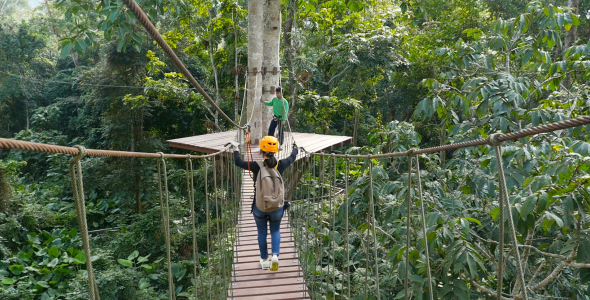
xmin=255 ymin=161 xmax=284 ymax=212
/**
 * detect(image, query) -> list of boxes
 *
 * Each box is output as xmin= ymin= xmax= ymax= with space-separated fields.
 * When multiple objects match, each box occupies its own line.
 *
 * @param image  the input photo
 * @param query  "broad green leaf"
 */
xmin=74 ymin=252 xmax=86 ymax=264
xmin=563 ymin=196 xmax=574 ymax=228
xmin=576 ymin=240 xmax=590 ymax=262
xmin=139 ymin=278 xmax=150 ymax=289
xmin=128 ymin=250 xmax=139 ymax=261
xmin=536 ymin=192 xmax=549 ymax=213
xmin=137 ymin=255 xmax=150 ymax=263
xmin=47 ymin=258 xmax=59 ymax=268
xmin=48 ymin=246 xmax=59 ymax=258
xmin=545 ymin=211 xmax=563 ymax=228
xmin=60 ymin=42 xmax=73 ymax=59
xmin=467 ymin=253 xmax=477 ymax=279
xmin=1 ymin=278 xmax=16 ymax=285
xmin=9 ymin=265 xmax=23 ymax=275
xmin=461 ymin=217 xmax=482 ymax=226
xmin=490 ymin=207 xmax=500 ymax=220
xmin=520 ymin=195 xmax=537 ymax=219
xmin=116 ymin=39 xmax=125 ymax=52
xmin=118 ymin=259 xmax=133 ymax=267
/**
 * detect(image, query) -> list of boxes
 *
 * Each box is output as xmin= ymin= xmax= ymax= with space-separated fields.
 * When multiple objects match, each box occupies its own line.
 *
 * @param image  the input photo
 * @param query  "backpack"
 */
xmin=255 ymin=161 xmax=284 ymax=212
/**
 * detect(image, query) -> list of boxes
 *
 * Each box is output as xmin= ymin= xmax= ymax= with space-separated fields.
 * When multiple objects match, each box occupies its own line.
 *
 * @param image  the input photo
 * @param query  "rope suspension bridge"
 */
xmin=2 ymin=0 xmax=590 ymax=299
xmin=1 ymin=115 xmax=590 ymax=300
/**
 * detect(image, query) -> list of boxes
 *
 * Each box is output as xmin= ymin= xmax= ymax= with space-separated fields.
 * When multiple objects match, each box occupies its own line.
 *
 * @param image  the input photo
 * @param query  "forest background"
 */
xmin=1 ymin=0 xmax=590 ymax=299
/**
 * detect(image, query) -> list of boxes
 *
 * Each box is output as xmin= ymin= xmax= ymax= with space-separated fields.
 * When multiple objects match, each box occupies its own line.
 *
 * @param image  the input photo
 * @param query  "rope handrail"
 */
xmin=0 ymin=138 xmax=228 ymax=159
xmin=120 ymin=0 xmax=245 ymax=130
xmin=304 ymin=115 xmax=590 ymax=158
xmin=2 ymin=115 xmax=588 ymax=160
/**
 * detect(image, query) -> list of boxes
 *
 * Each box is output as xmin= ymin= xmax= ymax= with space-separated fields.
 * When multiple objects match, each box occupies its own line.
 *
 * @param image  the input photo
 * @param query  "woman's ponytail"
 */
xmin=264 ymin=153 xmax=278 ymax=168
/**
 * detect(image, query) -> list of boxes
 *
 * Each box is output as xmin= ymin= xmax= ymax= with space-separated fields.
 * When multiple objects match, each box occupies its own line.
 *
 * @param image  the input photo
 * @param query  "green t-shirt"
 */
xmin=264 ymin=97 xmax=289 ymax=121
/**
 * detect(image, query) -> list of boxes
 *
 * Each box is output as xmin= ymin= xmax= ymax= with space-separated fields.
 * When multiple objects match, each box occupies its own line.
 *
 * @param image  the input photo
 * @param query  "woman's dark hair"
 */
xmin=263 ymin=152 xmax=278 ymax=168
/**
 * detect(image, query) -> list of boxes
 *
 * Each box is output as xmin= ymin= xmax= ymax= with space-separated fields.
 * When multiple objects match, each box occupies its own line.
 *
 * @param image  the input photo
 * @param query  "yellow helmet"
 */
xmin=260 ymin=136 xmax=279 ymax=153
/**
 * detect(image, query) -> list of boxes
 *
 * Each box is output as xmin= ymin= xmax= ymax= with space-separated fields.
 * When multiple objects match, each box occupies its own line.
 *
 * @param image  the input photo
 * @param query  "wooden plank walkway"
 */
xmin=168 ymin=132 xmax=351 ymax=300
xmin=228 ymin=148 xmax=309 ymax=300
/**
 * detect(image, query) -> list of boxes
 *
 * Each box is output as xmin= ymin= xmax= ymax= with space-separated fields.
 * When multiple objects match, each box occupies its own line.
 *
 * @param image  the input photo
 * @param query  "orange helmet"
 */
xmin=260 ymin=136 xmax=279 ymax=153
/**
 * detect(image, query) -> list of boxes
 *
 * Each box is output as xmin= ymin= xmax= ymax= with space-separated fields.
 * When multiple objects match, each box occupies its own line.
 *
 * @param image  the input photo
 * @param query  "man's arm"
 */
xmin=262 ymin=97 xmax=276 ymax=106
xmin=284 ymin=98 xmax=289 ymax=116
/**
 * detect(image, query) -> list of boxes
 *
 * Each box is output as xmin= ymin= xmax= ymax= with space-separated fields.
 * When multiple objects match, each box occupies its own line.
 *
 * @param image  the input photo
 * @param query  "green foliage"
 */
xmin=297 ymin=92 xmax=361 ymax=135
xmin=0 ymin=229 xmax=87 ymax=300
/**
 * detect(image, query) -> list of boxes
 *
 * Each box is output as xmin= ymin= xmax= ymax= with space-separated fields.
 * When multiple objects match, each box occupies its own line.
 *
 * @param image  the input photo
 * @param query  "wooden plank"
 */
xmin=232 ymin=270 xmax=303 ymax=281
xmin=231 ymin=276 xmax=305 ymax=289
xmin=228 ymin=284 xmax=307 ymax=298
xmin=227 ymin=168 xmax=309 ymax=300
xmin=232 ymin=265 xmax=302 ymax=276
xmin=228 ymin=291 xmax=309 ymax=300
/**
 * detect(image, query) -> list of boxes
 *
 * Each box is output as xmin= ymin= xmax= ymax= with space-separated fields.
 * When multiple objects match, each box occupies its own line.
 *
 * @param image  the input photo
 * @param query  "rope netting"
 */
xmin=1 ymin=115 xmax=590 ymax=299
xmin=287 ymin=115 xmax=590 ymax=300
xmin=0 ymin=139 xmax=240 ymax=299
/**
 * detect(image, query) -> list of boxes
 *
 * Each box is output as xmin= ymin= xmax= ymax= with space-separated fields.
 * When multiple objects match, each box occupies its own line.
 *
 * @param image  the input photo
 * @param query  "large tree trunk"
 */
xmin=261 ymin=0 xmax=282 ymax=134
xmin=284 ymin=0 xmax=298 ymax=131
xmin=247 ymin=0 xmax=264 ymax=143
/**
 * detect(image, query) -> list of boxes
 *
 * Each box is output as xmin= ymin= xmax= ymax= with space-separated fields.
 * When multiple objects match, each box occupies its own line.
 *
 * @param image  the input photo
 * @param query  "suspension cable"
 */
xmin=120 ymin=0 xmax=244 ymax=129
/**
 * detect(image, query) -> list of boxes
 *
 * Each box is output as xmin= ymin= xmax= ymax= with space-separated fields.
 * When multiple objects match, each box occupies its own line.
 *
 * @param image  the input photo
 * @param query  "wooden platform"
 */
xmin=167 ymin=131 xmax=352 ymax=154
xmin=228 ymin=150 xmax=310 ymax=300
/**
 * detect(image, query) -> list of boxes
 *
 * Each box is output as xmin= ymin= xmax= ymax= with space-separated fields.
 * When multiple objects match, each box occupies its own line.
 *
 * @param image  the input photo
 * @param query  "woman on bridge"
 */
xmin=232 ymin=136 xmax=298 ymax=271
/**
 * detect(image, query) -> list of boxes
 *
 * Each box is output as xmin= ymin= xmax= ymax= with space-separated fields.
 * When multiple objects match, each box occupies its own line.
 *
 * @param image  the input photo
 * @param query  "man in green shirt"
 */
xmin=261 ymin=87 xmax=289 ymax=146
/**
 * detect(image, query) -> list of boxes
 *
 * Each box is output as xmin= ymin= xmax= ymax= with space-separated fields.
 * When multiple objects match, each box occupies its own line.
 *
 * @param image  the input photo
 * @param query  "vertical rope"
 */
xmin=313 ymin=155 xmax=319 ymax=297
xmin=368 ymin=157 xmax=381 ymax=299
xmin=212 ymin=157 xmax=221 ymax=298
xmin=230 ymin=155 xmax=239 ymax=299
xmin=185 ymin=156 xmax=202 ymax=300
xmin=330 ymin=155 xmax=336 ymax=295
xmin=69 ymin=146 xmax=101 ymax=300
xmin=319 ymin=155 xmax=326 ymax=295
xmin=345 ymin=156 xmax=351 ymax=300
xmin=489 ymin=134 xmax=529 ymax=300
xmin=496 ymin=147 xmax=505 ymax=300
xmin=157 ymin=153 xmax=175 ymax=300
xmin=414 ymin=155 xmax=434 ymax=300
xmin=204 ymin=158 xmax=212 ymax=299
xmin=405 ymin=152 xmax=413 ymax=300
xmin=364 ymin=161 xmax=369 ymax=299
xmin=305 ymin=156 xmax=313 ymax=297
xmin=219 ymin=156 xmax=228 ymax=298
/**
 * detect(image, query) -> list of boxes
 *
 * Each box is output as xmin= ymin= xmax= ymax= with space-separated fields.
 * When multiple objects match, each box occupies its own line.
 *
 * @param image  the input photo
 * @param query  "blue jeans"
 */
xmin=252 ymin=205 xmax=284 ymax=259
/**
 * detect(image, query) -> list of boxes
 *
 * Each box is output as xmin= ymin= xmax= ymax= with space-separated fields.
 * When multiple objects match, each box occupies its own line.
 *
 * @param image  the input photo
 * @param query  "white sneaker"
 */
xmin=260 ymin=259 xmax=270 ymax=270
xmin=270 ymin=255 xmax=279 ymax=271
